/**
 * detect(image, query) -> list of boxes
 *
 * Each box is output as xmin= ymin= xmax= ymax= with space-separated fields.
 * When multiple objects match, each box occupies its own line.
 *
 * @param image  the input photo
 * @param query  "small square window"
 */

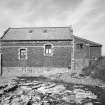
xmin=19 ymin=48 xmax=27 ymax=60
xmin=44 ymin=44 xmax=53 ymax=56
xmin=76 ymin=43 xmax=84 ymax=49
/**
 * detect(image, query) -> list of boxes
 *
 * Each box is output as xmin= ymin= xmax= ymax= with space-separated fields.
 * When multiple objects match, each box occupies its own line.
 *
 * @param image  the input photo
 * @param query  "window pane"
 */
xmin=20 ymin=49 xmax=27 ymax=59
xmin=46 ymin=45 xmax=51 ymax=49
xmin=48 ymin=49 xmax=52 ymax=54
xmin=20 ymin=49 xmax=26 ymax=52
xmin=76 ymin=43 xmax=84 ymax=49
xmin=46 ymin=49 xmax=49 ymax=54
xmin=45 ymin=44 xmax=52 ymax=55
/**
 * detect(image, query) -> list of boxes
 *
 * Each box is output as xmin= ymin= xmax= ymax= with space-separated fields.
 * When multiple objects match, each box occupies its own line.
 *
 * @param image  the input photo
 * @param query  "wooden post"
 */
xmin=0 ymin=39 xmax=2 ymax=76
xmin=0 ymin=53 xmax=1 ymax=76
xmin=71 ymin=36 xmax=75 ymax=72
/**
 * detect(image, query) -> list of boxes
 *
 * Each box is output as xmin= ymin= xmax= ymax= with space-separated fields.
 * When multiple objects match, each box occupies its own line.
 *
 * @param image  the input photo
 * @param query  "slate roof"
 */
xmin=0 ymin=27 xmax=102 ymax=46
xmin=74 ymin=35 xmax=102 ymax=47
xmin=1 ymin=27 xmax=73 ymax=40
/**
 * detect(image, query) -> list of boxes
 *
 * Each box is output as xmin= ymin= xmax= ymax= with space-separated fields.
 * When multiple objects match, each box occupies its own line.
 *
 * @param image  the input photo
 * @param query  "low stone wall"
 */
xmin=2 ymin=67 xmax=69 ymax=77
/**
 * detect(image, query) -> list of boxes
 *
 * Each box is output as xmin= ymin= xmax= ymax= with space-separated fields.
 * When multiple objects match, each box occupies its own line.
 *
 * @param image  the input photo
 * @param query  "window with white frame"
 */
xmin=19 ymin=48 xmax=27 ymax=60
xmin=44 ymin=44 xmax=53 ymax=56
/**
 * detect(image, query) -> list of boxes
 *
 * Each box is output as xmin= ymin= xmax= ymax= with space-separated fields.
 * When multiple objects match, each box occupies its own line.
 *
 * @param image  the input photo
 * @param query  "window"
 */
xmin=91 ymin=56 xmax=97 ymax=60
xmin=44 ymin=44 xmax=53 ymax=56
xmin=76 ymin=43 xmax=84 ymax=49
xmin=19 ymin=48 xmax=27 ymax=60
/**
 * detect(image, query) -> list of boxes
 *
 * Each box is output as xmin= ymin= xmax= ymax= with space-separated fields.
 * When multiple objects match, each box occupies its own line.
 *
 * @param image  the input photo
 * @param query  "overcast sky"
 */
xmin=0 ymin=0 xmax=105 ymax=55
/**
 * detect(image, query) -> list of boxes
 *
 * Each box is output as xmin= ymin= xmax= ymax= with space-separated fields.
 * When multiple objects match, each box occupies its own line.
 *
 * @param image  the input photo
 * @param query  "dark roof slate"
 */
xmin=1 ymin=27 xmax=73 ymax=40
xmin=74 ymin=35 xmax=102 ymax=47
xmin=1 ymin=27 xmax=102 ymax=46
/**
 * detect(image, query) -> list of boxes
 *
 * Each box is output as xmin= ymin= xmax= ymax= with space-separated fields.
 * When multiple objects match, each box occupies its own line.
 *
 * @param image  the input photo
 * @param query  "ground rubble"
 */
xmin=0 ymin=77 xmax=104 ymax=105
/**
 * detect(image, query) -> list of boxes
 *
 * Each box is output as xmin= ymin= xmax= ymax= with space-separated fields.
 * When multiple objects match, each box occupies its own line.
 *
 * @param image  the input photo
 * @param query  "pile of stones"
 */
xmin=0 ymin=78 xmax=100 ymax=105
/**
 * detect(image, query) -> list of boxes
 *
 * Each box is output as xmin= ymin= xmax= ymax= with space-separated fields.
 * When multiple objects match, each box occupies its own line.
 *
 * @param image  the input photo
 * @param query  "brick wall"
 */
xmin=2 ymin=67 xmax=69 ymax=77
xmin=1 ymin=39 xmax=101 ymax=75
xmin=1 ymin=41 xmax=72 ymax=68
xmin=73 ymin=37 xmax=101 ymax=72
xmin=74 ymin=37 xmax=101 ymax=59
xmin=90 ymin=46 xmax=101 ymax=58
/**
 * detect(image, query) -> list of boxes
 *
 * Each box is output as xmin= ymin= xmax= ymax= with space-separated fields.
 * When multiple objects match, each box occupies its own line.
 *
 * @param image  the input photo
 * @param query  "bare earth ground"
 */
xmin=0 ymin=72 xmax=105 ymax=87
xmin=48 ymin=72 xmax=105 ymax=87
xmin=0 ymin=73 xmax=105 ymax=105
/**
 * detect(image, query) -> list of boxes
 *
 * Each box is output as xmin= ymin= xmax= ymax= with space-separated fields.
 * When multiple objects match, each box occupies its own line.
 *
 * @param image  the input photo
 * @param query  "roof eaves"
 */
xmin=1 ymin=39 xmax=73 ymax=42
xmin=0 ymin=28 xmax=11 ymax=40
xmin=73 ymin=35 xmax=102 ymax=46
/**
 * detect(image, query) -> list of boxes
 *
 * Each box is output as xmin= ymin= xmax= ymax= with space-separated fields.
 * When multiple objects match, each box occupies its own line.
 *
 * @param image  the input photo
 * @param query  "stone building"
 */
xmin=0 ymin=27 xmax=102 ymax=76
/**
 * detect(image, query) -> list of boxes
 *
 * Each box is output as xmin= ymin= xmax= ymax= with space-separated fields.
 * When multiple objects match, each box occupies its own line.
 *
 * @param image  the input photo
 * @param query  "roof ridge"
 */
xmin=9 ymin=26 xmax=72 ymax=29
xmin=1 ymin=26 xmax=73 ymax=40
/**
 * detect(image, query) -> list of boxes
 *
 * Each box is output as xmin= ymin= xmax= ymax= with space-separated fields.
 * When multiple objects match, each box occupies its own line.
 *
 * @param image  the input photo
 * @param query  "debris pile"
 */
xmin=0 ymin=78 xmax=103 ymax=105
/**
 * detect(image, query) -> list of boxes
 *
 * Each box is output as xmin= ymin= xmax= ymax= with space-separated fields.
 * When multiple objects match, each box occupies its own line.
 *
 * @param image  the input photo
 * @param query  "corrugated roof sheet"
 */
xmin=1 ymin=27 xmax=73 ymax=40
